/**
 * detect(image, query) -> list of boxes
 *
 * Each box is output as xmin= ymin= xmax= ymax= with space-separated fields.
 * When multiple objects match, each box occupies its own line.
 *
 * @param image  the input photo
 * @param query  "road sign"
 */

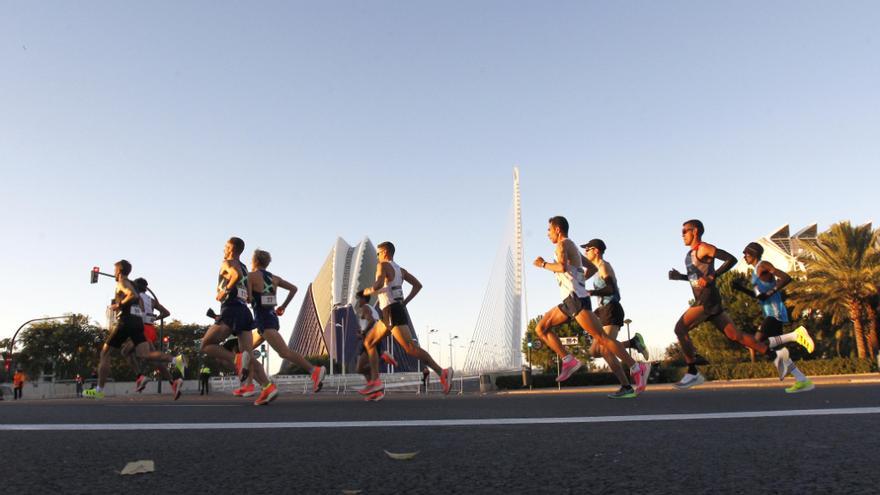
xmin=560 ymin=337 xmax=579 ymax=346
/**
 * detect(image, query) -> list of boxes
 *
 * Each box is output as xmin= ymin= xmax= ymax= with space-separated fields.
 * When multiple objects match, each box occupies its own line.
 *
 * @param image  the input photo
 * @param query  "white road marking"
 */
xmin=3 ymin=407 xmax=880 ymax=431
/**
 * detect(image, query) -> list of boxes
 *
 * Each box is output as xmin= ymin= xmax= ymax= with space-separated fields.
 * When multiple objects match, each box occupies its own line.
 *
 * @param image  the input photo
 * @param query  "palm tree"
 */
xmin=789 ymin=222 xmax=880 ymax=359
xmin=864 ymin=294 xmax=879 ymax=357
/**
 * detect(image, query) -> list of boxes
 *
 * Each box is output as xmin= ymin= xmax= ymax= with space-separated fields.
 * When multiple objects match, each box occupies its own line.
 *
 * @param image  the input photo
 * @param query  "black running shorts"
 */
xmin=596 ymin=301 xmax=625 ymax=327
xmin=759 ymin=316 xmax=784 ymax=338
xmin=107 ymin=314 xmax=146 ymax=349
xmin=381 ymin=302 xmax=409 ymax=328
xmin=558 ymin=293 xmax=592 ymax=320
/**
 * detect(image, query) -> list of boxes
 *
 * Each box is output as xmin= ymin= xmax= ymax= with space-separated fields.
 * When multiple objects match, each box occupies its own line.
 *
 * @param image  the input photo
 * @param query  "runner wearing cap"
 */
xmin=732 ymin=242 xmax=814 ymax=393
xmin=534 ymin=216 xmax=650 ymax=391
xmin=668 ymin=220 xmax=814 ymax=389
xmin=581 ymin=238 xmax=650 ymax=398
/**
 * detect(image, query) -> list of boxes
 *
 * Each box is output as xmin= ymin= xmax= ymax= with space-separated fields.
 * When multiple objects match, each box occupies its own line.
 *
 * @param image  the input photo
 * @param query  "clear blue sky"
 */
xmin=2 ymin=2 xmax=878 ymax=371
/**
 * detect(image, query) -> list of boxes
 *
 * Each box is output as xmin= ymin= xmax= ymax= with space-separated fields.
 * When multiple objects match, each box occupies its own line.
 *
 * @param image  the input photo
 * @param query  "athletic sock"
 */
xmin=687 ymin=364 xmax=698 ymax=375
xmin=768 ymin=332 xmax=797 ymax=348
xmin=790 ymin=363 xmax=807 ymax=382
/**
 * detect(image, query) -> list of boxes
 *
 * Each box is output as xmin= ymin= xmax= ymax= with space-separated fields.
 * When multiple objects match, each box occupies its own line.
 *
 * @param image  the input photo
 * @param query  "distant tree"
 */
xmin=522 ymin=316 xmax=593 ymax=373
xmin=790 ymin=222 xmax=880 ymax=359
xmin=15 ymin=314 xmax=105 ymax=380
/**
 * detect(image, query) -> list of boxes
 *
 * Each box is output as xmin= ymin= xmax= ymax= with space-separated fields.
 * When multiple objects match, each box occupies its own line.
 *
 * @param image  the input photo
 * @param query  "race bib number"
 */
xmin=261 ymin=295 xmax=277 ymax=306
xmin=237 ymin=287 xmax=248 ymax=301
xmin=130 ymin=306 xmax=144 ymax=317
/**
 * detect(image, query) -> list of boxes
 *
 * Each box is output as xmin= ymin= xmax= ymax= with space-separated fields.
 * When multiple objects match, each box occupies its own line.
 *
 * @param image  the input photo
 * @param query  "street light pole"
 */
xmin=449 ymin=335 xmax=459 ymax=370
xmin=623 ymin=318 xmax=633 ymax=359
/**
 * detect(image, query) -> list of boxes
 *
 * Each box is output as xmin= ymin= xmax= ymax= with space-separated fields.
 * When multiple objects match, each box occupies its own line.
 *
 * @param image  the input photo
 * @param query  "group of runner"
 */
xmin=88 ymin=216 xmax=815 ymax=404
xmin=531 ymin=216 xmax=814 ymax=397
xmin=89 ymin=238 xmax=454 ymax=404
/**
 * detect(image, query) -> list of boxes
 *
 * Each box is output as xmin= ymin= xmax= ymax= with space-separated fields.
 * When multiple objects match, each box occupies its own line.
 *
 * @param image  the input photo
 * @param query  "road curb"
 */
xmin=498 ymin=373 xmax=880 ymax=395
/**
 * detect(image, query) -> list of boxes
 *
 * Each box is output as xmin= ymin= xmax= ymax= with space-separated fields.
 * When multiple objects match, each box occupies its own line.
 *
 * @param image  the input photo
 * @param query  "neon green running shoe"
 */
xmin=83 ymin=388 xmax=105 ymax=399
xmin=607 ymin=386 xmax=637 ymax=399
xmin=785 ymin=380 xmax=815 ymax=394
xmin=632 ymin=333 xmax=649 ymax=360
xmin=793 ymin=326 xmax=815 ymax=354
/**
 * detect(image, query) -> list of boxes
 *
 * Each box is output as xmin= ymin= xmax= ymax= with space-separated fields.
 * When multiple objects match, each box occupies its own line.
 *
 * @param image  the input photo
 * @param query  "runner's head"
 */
xmin=133 ymin=277 xmax=148 ymax=293
xmin=377 ymin=241 xmax=395 ymax=261
xmin=225 ymin=237 xmax=245 ymax=260
xmin=252 ymin=249 xmax=272 ymax=270
xmin=681 ymin=219 xmax=704 ymax=246
xmin=743 ymin=242 xmax=763 ymax=266
xmin=580 ymin=238 xmax=606 ymax=263
xmin=355 ymin=290 xmax=369 ymax=305
xmin=114 ymin=259 xmax=132 ymax=280
xmin=547 ymin=216 xmax=569 ymax=243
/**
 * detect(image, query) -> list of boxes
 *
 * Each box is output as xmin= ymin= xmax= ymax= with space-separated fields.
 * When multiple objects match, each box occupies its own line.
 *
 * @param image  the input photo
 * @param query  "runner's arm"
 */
xmin=362 ymin=263 xmax=388 ymax=297
xmin=757 ymin=261 xmax=792 ymax=300
xmin=153 ymin=299 xmax=171 ymax=320
xmin=534 ymin=243 xmax=567 ymax=273
xmin=581 ymin=256 xmax=598 ymax=279
xmin=713 ymin=248 xmax=737 ymax=278
xmin=668 ymin=268 xmax=688 ymax=281
xmin=275 ymin=276 xmax=298 ymax=312
xmin=401 ymin=269 xmax=422 ymax=306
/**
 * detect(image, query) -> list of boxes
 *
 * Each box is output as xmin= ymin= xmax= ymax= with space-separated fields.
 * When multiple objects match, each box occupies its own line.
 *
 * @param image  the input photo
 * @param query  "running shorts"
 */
xmin=595 ymin=301 xmax=625 ymax=327
xmin=381 ymin=302 xmax=409 ymax=328
xmin=219 ymin=302 xmax=255 ymax=336
xmin=143 ymin=323 xmax=157 ymax=344
xmin=558 ymin=293 xmax=592 ymax=320
xmin=253 ymin=307 xmax=280 ymax=335
xmin=107 ymin=314 xmax=147 ymax=349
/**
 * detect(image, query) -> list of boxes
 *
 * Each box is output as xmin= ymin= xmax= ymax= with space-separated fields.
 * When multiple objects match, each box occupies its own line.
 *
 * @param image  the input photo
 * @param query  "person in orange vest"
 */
xmin=13 ymin=369 xmax=26 ymax=400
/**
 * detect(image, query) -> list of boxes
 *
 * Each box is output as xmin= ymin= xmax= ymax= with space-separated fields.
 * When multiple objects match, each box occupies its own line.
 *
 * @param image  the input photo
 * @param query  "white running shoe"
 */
xmin=773 ymin=348 xmax=792 ymax=380
xmin=674 ymin=372 xmax=705 ymax=390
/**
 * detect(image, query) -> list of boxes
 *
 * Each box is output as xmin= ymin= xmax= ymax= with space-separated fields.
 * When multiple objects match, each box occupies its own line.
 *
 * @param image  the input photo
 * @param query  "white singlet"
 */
xmin=360 ymin=305 xmax=381 ymax=332
xmin=377 ymin=261 xmax=405 ymax=310
xmin=555 ymin=239 xmax=589 ymax=299
xmin=139 ymin=293 xmax=155 ymax=324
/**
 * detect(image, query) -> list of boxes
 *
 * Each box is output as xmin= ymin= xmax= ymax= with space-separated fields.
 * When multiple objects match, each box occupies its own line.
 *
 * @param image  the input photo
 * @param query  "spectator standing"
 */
xmin=13 ymin=369 xmax=26 ymax=400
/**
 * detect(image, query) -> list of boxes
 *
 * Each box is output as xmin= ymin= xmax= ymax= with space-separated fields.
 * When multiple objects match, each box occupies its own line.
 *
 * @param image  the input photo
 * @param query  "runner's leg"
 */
xmin=200 ymin=324 xmax=234 ymax=369
xmin=674 ymin=306 xmax=709 ymax=365
xmin=534 ymin=307 xmax=573 ymax=358
xmin=574 ymin=310 xmax=635 ymax=367
xmin=262 ymin=329 xmax=315 ymax=373
xmin=390 ymin=324 xmax=442 ymax=375
xmin=364 ymin=321 xmax=390 ymax=382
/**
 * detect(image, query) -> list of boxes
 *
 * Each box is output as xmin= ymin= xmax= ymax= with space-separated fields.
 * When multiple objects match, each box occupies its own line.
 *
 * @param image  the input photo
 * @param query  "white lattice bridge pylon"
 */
xmin=463 ymin=168 xmax=525 ymax=374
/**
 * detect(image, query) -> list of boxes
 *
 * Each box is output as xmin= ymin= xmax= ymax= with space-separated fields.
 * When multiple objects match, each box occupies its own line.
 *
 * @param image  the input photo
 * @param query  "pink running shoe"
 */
xmin=555 ymin=357 xmax=583 ymax=382
xmin=381 ymin=351 xmax=398 ymax=367
xmin=134 ymin=374 xmax=148 ymax=393
xmin=233 ymin=383 xmax=256 ymax=397
xmin=359 ymin=380 xmax=384 ymax=396
xmin=632 ymin=362 xmax=651 ymax=393
xmin=365 ymin=390 xmax=385 ymax=402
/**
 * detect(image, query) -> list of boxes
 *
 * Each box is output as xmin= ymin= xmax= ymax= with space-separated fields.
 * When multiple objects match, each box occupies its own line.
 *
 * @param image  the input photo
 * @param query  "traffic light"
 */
xmin=162 ymin=336 xmax=170 ymax=344
xmin=2 ymin=352 xmax=10 ymax=372
xmin=90 ymin=266 xmax=100 ymax=284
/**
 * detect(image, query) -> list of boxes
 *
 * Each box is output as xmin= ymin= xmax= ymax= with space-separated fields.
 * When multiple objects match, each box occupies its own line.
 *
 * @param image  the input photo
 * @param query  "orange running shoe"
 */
xmin=254 ymin=383 xmax=278 ymax=406
xmin=311 ymin=366 xmax=326 ymax=393
xmin=381 ymin=351 xmax=398 ymax=367
xmin=233 ymin=383 xmax=256 ymax=397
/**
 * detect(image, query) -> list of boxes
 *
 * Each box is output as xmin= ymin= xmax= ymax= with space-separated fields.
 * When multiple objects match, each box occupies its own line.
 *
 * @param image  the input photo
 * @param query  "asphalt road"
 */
xmin=2 ymin=384 xmax=879 ymax=494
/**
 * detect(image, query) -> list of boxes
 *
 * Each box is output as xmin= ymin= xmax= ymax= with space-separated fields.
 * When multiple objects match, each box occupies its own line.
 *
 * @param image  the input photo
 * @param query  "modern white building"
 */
xmin=282 ymin=237 xmax=421 ymax=373
xmin=734 ymin=224 xmax=818 ymax=274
